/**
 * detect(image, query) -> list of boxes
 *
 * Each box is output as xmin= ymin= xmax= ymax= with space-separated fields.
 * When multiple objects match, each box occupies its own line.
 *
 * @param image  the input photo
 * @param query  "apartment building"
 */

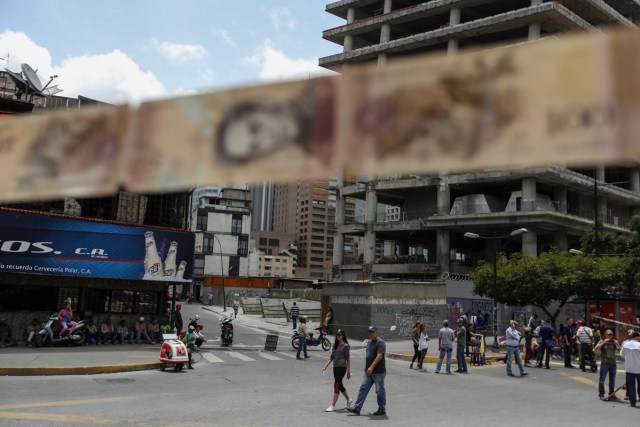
xmin=321 ymin=0 xmax=640 ymax=281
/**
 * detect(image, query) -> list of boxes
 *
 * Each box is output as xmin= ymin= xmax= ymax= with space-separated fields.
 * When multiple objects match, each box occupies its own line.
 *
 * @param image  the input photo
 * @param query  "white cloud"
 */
xmin=0 ymin=30 xmax=165 ymax=103
xmin=245 ymin=40 xmax=334 ymax=81
xmin=212 ymin=29 xmax=237 ymax=48
xmin=150 ymin=39 xmax=207 ymax=61
xmin=264 ymin=7 xmax=296 ymax=30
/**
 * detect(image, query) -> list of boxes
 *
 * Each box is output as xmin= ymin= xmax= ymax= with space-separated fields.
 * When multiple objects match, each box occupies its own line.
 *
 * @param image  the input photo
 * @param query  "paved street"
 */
xmin=0 ymin=304 xmax=638 ymax=426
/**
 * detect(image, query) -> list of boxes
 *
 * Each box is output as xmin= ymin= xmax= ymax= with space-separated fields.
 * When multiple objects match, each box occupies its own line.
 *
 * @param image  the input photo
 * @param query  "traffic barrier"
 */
xmin=264 ymin=334 xmax=278 ymax=351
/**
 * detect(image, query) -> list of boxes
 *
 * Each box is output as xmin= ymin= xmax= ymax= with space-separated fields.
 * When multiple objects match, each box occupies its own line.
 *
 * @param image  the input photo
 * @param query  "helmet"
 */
xmin=195 ymin=314 xmax=199 ymax=320
xmin=139 ymin=316 xmax=144 ymax=322
xmin=188 ymin=325 xmax=195 ymax=331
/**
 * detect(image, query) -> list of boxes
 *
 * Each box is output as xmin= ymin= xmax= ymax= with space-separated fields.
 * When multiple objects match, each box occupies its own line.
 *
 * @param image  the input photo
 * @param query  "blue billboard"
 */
xmin=0 ymin=210 xmax=194 ymax=282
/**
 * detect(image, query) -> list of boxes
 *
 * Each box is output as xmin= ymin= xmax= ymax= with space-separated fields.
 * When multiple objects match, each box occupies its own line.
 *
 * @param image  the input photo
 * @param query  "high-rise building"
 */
xmin=250 ymin=182 xmax=275 ymax=232
xmin=322 ymin=0 xmax=640 ymax=281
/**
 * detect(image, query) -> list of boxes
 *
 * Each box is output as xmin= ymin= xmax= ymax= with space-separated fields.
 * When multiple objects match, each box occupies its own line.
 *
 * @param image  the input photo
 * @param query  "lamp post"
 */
xmin=464 ymin=228 xmax=528 ymax=345
xmin=212 ymin=235 xmax=227 ymax=312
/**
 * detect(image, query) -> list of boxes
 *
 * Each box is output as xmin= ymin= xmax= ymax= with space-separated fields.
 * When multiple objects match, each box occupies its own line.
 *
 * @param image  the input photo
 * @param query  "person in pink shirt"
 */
xmin=58 ymin=300 xmax=77 ymax=337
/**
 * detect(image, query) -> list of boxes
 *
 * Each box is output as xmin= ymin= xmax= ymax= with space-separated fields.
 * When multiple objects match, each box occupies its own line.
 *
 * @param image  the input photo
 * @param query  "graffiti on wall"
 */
xmin=371 ymin=303 xmax=447 ymax=338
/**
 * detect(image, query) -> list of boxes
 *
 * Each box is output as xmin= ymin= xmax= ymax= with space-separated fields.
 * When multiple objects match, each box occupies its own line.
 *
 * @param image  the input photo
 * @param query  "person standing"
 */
xmin=524 ymin=327 xmax=534 ymax=366
xmin=416 ymin=323 xmax=430 ymax=372
xmin=409 ymin=320 xmax=421 ymax=370
xmin=528 ymin=314 xmax=538 ymax=331
xmin=233 ymin=299 xmax=240 ymax=319
xmin=562 ymin=317 xmax=576 ymax=368
xmin=174 ymin=304 xmax=183 ymax=334
xmin=290 ymin=302 xmax=300 ymax=330
xmin=595 ymin=328 xmax=620 ymax=400
xmin=208 ymin=290 xmax=213 ymax=306
xmin=323 ymin=306 xmax=334 ymax=334
xmin=620 ymin=330 xmax=640 ymax=408
xmin=322 ymin=329 xmax=353 ymax=412
xmin=347 ymin=326 xmax=386 ymax=416
xmin=455 ymin=318 xmax=468 ymax=373
xmin=536 ymin=319 xmax=554 ymax=369
xmin=505 ymin=320 xmax=528 ymax=377
xmin=296 ymin=316 xmax=310 ymax=360
xmin=575 ymin=320 xmax=596 ymax=372
xmin=435 ymin=320 xmax=455 ymax=374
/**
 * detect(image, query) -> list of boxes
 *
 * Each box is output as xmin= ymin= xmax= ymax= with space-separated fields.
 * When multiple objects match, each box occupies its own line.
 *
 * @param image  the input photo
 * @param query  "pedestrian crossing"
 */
xmin=194 ymin=348 xmax=349 ymax=365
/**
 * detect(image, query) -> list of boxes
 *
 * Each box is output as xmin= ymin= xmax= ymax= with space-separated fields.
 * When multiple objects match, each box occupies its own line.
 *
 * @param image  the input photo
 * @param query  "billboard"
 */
xmin=0 ymin=210 xmax=194 ymax=282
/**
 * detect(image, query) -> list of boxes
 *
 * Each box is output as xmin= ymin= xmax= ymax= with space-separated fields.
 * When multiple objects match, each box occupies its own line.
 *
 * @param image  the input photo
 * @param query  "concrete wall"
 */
xmin=323 ymin=281 xmax=446 ymax=340
xmin=270 ymin=289 xmax=323 ymax=301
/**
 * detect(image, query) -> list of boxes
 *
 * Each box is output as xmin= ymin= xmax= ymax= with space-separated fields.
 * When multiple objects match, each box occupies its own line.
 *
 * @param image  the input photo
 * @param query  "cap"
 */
xmin=180 ymin=329 xmax=186 ymax=334
xmin=176 ymin=304 xmax=182 ymax=309
xmin=577 ymin=320 xmax=583 ymax=326
xmin=368 ymin=325 xmax=378 ymax=332
xmin=139 ymin=316 xmax=144 ymax=321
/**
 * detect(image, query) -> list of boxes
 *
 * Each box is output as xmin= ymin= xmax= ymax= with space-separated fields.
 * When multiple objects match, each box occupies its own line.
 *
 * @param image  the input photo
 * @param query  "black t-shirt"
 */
xmin=366 ymin=338 xmax=386 ymax=374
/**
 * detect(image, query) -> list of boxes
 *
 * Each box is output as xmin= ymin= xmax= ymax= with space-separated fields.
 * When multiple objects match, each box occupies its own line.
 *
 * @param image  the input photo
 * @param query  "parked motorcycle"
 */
xmin=291 ymin=326 xmax=331 ymax=351
xmin=35 ymin=313 xmax=87 ymax=347
xmin=220 ymin=317 xmax=233 ymax=345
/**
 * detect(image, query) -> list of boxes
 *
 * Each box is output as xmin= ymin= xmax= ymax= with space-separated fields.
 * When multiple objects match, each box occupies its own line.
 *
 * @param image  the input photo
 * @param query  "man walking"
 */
xmin=435 ymin=320 xmax=455 ymax=374
xmin=296 ymin=316 xmax=310 ymax=360
xmin=505 ymin=320 xmax=528 ymax=377
xmin=536 ymin=319 xmax=554 ymax=369
xmin=174 ymin=303 xmax=183 ymax=334
xmin=347 ymin=326 xmax=386 ymax=416
xmin=595 ymin=328 xmax=620 ymax=400
xmin=290 ymin=302 xmax=300 ymax=330
xmin=562 ymin=317 xmax=576 ymax=368
xmin=455 ymin=318 xmax=468 ymax=373
xmin=575 ymin=320 xmax=596 ymax=372
xmin=620 ymin=330 xmax=640 ymax=407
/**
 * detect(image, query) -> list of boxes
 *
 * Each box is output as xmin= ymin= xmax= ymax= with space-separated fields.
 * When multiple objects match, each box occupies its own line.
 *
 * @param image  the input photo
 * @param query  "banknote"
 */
xmin=339 ymin=29 xmax=640 ymax=177
xmin=127 ymin=77 xmax=340 ymax=192
xmin=0 ymin=105 xmax=129 ymax=202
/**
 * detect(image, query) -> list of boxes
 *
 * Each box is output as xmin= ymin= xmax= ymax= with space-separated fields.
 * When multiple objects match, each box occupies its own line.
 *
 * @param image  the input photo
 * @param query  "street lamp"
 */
xmin=212 ymin=235 xmax=227 ymax=312
xmin=464 ymin=228 xmax=528 ymax=345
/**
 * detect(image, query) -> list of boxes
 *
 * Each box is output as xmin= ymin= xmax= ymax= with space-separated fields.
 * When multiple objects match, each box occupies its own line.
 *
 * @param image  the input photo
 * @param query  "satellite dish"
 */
xmin=4 ymin=68 xmax=28 ymax=92
xmin=42 ymin=85 xmax=62 ymax=96
xmin=21 ymin=63 xmax=43 ymax=92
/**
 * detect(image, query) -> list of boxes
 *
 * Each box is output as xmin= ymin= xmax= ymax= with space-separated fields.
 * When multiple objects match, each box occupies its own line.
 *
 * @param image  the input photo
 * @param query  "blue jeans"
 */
xmin=626 ymin=372 xmax=640 ymax=406
xmin=456 ymin=345 xmax=467 ymax=371
xmin=354 ymin=372 xmax=386 ymax=412
xmin=134 ymin=330 xmax=152 ymax=344
xmin=436 ymin=345 xmax=452 ymax=373
xmin=292 ymin=316 xmax=298 ymax=330
xmin=506 ymin=346 xmax=526 ymax=375
xmin=296 ymin=337 xmax=308 ymax=358
xmin=598 ymin=363 xmax=616 ymax=397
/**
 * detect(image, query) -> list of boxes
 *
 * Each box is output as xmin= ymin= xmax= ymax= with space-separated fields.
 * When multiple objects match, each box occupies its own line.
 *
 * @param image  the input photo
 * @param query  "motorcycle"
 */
xmin=35 ymin=313 xmax=88 ymax=347
xmin=220 ymin=317 xmax=233 ymax=346
xmin=188 ymin=315 xmax=200 ymax=330
xmin=291 ymin=326 xmax=331 ymax=351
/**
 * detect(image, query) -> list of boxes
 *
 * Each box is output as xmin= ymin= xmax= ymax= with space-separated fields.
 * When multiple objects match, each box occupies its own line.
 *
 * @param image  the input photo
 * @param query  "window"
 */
xmin=106 ymin=290 xmax=159 ymax=314
xmin=194 ymin=257 xmax=205 ymax=276
xmin=268 ymin=238 xmax=279 ymax=246
xmin=259 ymin=237 xmax=268 ymax=245
xmin=202 ymin=235 xmax=214 ymax=254
xmin=238 ymin=235 xmax=249 ymax=256
xmin=196 ymin=214 xmax=208 ymax=230
xmin=232 ymin=215 xmax=243 ymax=233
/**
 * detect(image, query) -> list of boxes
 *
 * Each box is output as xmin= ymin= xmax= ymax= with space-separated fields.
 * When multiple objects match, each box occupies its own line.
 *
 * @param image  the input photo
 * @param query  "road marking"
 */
xmin=0 ymin=412 xmax=116 ymax=425
xmin=275 ymin=351 xmax=297 ymax=359
xmin=256 ymin=351 xmax=283 ymax=361
xmin=227 ymin=351 xmax=255 ymax=362
xmin=202 ymin=352 xmax=224 ymax=363
xmin=0 ymin=394 xmax=157 ymax=411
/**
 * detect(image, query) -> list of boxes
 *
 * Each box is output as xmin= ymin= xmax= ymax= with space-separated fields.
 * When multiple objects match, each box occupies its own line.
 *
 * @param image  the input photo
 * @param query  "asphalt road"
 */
xmin=1 ymin=307 xmax=638 ymax=426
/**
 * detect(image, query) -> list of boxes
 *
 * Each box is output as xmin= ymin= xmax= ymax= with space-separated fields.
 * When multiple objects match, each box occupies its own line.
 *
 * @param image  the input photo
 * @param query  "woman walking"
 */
xmin=417 ymin=322 xmax=430 ymax=372
xmin=322 ymin=329 xmax=354 ymax=412
xmin=409 ymin=320 xmax=421 ymax=369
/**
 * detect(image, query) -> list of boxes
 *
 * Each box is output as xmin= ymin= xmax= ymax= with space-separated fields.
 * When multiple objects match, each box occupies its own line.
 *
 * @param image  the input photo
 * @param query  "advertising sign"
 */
xmin=0 ymin=210 xmax=194 ymax=282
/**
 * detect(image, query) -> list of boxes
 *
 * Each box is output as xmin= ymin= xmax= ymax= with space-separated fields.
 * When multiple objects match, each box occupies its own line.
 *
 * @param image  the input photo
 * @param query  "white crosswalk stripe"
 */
xmin=201 ymin=352 xmax=224 ymax=363
xmin=256 ymin=351 xmax=283 ymax=361
xmin=226 ymin=351 xmax=255 ymax=362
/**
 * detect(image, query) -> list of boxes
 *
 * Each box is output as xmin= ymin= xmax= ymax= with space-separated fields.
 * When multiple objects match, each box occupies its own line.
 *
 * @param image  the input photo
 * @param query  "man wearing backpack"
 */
xmin=575 ymin=320 xmax=596 ymax=372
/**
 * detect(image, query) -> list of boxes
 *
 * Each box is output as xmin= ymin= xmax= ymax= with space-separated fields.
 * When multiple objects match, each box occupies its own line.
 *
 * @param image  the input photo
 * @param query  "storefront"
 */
xmin=0 ymin=208 xmax=194 ymax=340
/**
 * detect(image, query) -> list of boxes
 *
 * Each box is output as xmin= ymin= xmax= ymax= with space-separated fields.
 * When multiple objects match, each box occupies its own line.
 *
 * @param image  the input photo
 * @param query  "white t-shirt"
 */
xmin=418 ymin=331 xmax=429 ymax=351
xmin=575 ymin=326 xmax=593 ymax=344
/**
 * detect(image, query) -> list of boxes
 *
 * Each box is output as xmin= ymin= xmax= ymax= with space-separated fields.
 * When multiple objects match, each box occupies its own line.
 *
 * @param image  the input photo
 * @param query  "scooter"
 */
xmin=188 ymin=315 xmax=200 ymax=330
xmin=220 ymin=317 xmax=233 ymax=345
xmin=35 ymin=313 xmax=87 ymax=347
xmin=291 ymin=326 xmax=331 ymax=351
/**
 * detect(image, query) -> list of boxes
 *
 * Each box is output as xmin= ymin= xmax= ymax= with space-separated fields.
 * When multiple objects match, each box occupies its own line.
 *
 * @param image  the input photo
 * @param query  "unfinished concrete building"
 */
xmin=321 ymin=0 xmax=640 ymax=281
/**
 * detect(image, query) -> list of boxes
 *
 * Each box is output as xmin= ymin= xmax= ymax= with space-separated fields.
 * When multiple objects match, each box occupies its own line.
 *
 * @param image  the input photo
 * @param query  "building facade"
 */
xmin=322 ymin=0 xmax=640 ymax=281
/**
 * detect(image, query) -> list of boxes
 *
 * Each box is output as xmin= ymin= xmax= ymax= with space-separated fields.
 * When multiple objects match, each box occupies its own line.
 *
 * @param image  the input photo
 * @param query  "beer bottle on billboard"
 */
xmin=163 ymin=241 xmax=178 ymax=277
xmin=176 ymin=261 xmax=187 ymax=280
xmin=143 ymin=231 xmax=164 ymax=278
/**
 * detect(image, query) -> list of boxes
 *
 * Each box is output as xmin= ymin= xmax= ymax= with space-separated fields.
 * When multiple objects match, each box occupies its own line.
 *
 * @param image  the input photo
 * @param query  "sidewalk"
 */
xmin=0 ymin=303 xmax=505 ymax=376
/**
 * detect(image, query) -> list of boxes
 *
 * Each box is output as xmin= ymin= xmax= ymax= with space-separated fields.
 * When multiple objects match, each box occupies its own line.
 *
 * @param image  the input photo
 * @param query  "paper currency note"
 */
xmin=0 ymin=105 xmax=129 ymax=202
xmin=127 ymin=77 xmax=339 ymax=192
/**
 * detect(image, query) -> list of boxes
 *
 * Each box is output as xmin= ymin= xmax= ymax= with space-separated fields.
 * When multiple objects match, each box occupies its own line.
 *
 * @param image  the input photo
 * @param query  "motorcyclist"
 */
xmin=182 ymin=325 xmax=197 ymax=369
xmin=188 ymin=314 xmax=199 ymax=329
xmin=58 ymin=298 xmax=78 ymax=337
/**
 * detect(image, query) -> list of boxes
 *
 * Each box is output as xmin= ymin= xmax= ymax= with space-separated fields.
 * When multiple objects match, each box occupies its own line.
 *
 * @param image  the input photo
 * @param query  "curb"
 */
xmin=387 ymin=353 xmax=504 ymax=364
xmin=0 ymin=362 xmax=162 ymax=377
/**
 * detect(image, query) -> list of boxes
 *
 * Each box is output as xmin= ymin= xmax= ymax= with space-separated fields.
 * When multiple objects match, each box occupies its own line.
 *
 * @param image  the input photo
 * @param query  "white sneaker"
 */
xmin=347 ymin=399 xmax=354 ymax=408
xmin=325 ymin=405 xmax=335 ymax=412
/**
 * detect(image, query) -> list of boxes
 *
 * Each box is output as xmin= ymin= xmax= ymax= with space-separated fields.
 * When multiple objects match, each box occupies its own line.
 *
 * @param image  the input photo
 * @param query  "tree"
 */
xmin=469 ymin=249 xmax=621 ymax=327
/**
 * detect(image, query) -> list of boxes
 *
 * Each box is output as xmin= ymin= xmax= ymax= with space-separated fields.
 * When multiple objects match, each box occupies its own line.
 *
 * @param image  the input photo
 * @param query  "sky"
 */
xmin=0 ymin=0 xmax=344 ymax=104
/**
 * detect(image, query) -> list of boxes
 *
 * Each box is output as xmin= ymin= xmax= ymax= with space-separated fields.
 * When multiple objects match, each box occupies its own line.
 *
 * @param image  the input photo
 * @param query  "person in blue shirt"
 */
xmin=536 ymin=319 xmax=555 ymax=369
xmin=562 ymin=317 xmax=576 ymax=368
xmin=505 ymin=320 xmax=528 ymax=377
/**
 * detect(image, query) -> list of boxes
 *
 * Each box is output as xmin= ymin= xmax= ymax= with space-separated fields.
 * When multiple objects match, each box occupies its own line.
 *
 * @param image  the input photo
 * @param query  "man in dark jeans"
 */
xmin=536 ymin=319 xmax=554 ymax=369
xmin=562 ymin=317 xmax=576 ymax=368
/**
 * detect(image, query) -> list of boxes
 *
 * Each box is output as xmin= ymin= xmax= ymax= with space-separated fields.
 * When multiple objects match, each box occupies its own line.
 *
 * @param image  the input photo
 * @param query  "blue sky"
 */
xmin=0 ymin=0 xmax=343 ymax=103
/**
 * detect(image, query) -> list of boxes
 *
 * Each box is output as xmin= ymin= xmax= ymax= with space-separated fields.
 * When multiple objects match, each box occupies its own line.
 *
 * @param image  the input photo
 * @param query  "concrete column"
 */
xmin=437 ymin=229 xmax=450 ymax=273
xmin=554 ymin=186 xmax=567 ymax=214
xmin=528 ymin=0 xmax=542 ymax=41
xmin=333 ymin=176 xmax=345 ymax=268
xmin=347 ymin=7 xmax=355 ymax=23
xmin=437 ymin=177 xmax=450 ymax=215
xmin=631 ymin=168 xmax=640 ymax=194
xmin=522 ymin=228 xmax=538 ymax=257
xmin=364 ymin=182 xmax=378 ymax=264
xmin=448 ymin=7 xmax=460 ymax=55
xmin=383 ymin=0 xmax=392 ymax=14
xmin=379 ymin=0 xmax=392 ymax=44
xmin=522 ymin=177 xmax=537 ymax=212
xmin=344 ymin=8 xmax=356 ymax=53
xmin=377 ymin=53 xmax=388 ymax=65
xmin=596 ymin=166 xmax=607 ymax=221
xmin=554 ymin=231 xmax=568 ymax=251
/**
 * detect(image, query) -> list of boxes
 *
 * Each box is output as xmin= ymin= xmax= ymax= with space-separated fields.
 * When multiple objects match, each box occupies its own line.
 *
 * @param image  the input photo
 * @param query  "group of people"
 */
xmin=321 ymin=325 xmax=387 ymax=417
xmin=90 ymin=317 xmax=163 ymax=345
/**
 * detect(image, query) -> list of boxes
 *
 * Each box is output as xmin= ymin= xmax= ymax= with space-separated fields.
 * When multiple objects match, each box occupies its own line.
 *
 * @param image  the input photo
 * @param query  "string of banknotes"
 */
xmin=1 ymin=28 xmax=639 ymax=202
